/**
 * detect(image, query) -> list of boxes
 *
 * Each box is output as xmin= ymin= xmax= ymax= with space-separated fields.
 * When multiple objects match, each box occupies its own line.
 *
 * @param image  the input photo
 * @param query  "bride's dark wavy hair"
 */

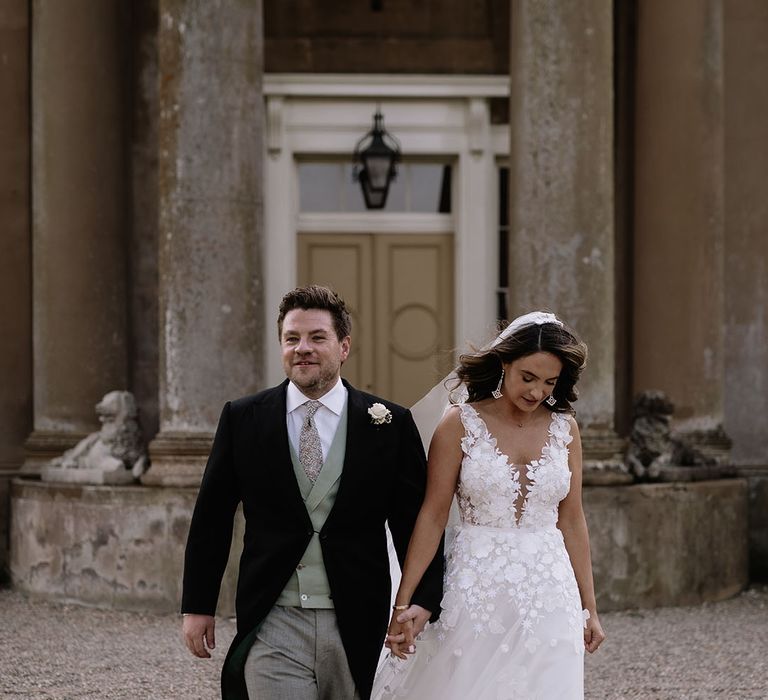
xmin=453 ymin=320 xmax=588 ymax=412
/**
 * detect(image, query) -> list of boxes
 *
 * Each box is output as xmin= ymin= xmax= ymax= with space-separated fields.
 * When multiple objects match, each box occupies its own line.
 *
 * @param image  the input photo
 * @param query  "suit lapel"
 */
xmin=258 ymin=380 xmax=311 ymax=525
xmin=325 ymin=382 xmax=371 ymax=526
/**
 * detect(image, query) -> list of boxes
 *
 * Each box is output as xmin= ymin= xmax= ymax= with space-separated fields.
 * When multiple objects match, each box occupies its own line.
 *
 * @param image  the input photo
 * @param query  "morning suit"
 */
xmin=181 ymin=378 xmax=444 ymax=699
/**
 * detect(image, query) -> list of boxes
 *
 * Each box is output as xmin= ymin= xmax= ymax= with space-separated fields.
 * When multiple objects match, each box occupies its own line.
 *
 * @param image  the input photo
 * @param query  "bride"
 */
xmin=373 ymin=312 xmax=605 ymax=699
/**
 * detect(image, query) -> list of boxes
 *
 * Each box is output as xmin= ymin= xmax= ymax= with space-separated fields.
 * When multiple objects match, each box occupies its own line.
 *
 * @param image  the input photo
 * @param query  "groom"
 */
xmin=181 ymin=285 xmax=444 ymax=700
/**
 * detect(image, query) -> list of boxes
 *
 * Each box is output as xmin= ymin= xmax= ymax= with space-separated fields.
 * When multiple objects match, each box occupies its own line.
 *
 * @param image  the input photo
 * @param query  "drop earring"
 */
xmin=492 ymin=368 xmax=504 ymax=399
xmin=545 ymin=394 xmax=557 ymax=407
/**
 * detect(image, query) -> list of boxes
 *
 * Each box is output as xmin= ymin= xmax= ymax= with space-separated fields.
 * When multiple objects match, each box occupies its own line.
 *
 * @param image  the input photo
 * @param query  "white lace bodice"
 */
xmin=433 ymin=404 xmax=585 ymax=654
xmin=456 ymin=404 xmax=573 ymax=530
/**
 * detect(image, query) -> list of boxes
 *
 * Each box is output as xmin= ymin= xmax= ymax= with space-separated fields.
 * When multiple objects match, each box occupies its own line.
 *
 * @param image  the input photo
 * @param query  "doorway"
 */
xmin=263 ymin=74 xmax=509 ymax=388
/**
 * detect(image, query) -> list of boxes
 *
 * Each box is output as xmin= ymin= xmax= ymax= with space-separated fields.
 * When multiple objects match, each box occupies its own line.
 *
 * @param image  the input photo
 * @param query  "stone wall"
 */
xmin=737 ymin=467 xmax=768 ymax=581
xmin=0 ymin=477 xmax=11 ymax=584
xmin=9 ymin=480 xmax=242 ymax=615
xmin=11 ymin=479 xmax=749 ymax=614
xmin=264 ymin=0 xmax=509 ymax=74
xmin=585 ymin=480 xmax=748 ymax=611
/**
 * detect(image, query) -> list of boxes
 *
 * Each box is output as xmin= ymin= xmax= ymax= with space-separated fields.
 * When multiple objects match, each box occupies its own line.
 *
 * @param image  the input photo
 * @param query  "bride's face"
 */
xmin=502 ymin=351 xmax=562 ymax=412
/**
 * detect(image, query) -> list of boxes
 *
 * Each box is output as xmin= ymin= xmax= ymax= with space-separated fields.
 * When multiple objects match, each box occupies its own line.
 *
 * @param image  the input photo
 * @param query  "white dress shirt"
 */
xmin=286 ymin=378 xmax=348 ymax=461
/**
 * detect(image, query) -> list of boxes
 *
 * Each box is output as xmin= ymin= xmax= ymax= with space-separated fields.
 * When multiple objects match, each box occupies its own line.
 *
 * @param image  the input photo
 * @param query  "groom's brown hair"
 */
xmin=277 ymin=285 xmax=352 ymax=341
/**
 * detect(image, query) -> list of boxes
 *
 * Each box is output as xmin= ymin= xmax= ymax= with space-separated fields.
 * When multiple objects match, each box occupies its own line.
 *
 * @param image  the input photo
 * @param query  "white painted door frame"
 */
xmin=263 ymin=74 xmax=510 ymax=386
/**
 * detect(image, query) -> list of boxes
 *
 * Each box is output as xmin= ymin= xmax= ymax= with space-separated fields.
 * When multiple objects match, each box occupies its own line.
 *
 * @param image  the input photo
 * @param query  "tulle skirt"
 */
xmin=373 ymin=524 xmax=585 ymax=700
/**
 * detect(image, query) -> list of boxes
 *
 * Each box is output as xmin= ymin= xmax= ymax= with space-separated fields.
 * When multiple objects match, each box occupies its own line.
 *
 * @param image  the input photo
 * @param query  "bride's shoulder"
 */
xmin=436 ymin=403 xmax=465 ymax=432
xmin=428 ymin=405 xmax=466 ymax=455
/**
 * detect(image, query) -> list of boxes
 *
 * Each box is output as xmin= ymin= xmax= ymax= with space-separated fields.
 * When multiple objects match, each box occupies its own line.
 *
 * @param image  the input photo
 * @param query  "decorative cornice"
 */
xmin=298 ymin=212 xmax=452 ymax=234
xmin=264 ymin=73 xmax=510 ymax=99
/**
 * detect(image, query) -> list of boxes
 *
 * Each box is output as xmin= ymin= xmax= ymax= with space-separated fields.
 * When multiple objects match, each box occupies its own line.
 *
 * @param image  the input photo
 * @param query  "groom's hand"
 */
xmin=182 ymin=613 xmax=216 ymax=658
xmin=385 ymin=604 xmax=432 ymax=658
xmin=397 ymin=604 xmax=431 ymax=638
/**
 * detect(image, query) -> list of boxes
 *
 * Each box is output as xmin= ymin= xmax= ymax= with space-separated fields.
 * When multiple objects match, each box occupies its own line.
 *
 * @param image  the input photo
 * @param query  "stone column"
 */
xmin=143 ymin=0 xmax=264 ymax=486
xmin=507 ymin=1 xmax=625 ymax=480
xmin=633 ymin=0 xmax=729 ymax=461
xmin=0 ymin=0 xmax=32 ymax=575
xmin=723 ymin=0 xmax=768 ymax=581
xmin=23 ymin=0 xmax=129 ymax=474
xmin=0 ymin=1 xmax=32 ymax=473
xmin=723 ymin=0 xmax=768 ymax=466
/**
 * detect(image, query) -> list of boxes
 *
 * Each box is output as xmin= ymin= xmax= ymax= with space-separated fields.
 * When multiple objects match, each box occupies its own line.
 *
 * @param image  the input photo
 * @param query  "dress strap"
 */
xmin=457 ymin=403 xmax=485 ymax=455
xmin=547 ymin=412 xmax=574 ymax=450
xmin=457 ymin=403 xmax=481 ymax=434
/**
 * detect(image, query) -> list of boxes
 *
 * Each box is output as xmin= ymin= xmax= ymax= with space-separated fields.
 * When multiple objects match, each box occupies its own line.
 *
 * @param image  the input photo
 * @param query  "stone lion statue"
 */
xmin=626 ymin=390 xmax=715 ymax=481
xmin=42 ymin=391 xmax=148 ymax=484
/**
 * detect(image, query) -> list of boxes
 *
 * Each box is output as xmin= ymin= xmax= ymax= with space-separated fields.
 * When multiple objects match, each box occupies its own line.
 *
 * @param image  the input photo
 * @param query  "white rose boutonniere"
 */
xmin=368 ymin=402 xmax=392 ymax=426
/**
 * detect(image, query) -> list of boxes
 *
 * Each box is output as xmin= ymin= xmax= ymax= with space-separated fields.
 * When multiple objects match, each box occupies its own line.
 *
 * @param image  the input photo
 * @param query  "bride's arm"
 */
xmin=387 ymin=406 xmax=464 ymax=659
xmin=557 ymin=417 xmax=606 ymax=653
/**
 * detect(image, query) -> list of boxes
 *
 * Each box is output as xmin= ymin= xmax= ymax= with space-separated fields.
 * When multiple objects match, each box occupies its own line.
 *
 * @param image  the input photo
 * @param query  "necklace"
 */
xmin=512 ymin=414 xmax=531 ymax=428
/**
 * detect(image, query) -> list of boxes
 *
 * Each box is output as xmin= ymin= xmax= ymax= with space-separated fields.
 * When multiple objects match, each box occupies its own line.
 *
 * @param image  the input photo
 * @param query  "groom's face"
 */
xmin=280 ymin=308 xmax=351 ymax=399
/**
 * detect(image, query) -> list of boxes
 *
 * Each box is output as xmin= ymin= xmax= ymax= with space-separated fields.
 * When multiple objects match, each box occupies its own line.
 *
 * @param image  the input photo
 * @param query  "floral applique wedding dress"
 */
xmin=373 ymin=404 xmax=587 ymax=700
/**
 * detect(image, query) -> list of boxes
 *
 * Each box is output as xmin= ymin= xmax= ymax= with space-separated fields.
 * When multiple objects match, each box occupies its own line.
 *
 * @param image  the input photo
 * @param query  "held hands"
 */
xmin=385 ymin=604 xmax=431 ymax=660
xmin=584 ymin=611 xmax=606 ymax=654
xmin=182 ymin=613 xmax=216 ymax=659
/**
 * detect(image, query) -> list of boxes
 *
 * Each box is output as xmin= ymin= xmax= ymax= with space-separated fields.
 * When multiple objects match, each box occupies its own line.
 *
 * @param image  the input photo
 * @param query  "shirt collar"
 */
xmin=286 ymin=377 xmax=347 ymax=416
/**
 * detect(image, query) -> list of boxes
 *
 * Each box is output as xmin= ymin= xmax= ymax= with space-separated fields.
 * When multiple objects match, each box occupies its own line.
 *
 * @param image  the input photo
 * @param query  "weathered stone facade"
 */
xmin=263 ymin=0 xmax=510 ymax=74
xmin=10 ymin=479 xmax=748 ymax=613
xmin=586 ymin=480 xmax=748 ymax=611
xmin=1 ymin=0 xmax=767 ymax=608
xmin=143 ymin=0 xmax=265 ymax=487
xmin=507 ymin=1 xmax=626 ymax=483
xmin=0 ymin=0 xmax=32 ymax=582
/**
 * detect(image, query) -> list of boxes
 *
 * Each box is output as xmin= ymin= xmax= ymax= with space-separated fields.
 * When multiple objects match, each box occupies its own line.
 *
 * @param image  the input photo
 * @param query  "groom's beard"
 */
xmin=289 ymin=360 xmax=341 ymax=398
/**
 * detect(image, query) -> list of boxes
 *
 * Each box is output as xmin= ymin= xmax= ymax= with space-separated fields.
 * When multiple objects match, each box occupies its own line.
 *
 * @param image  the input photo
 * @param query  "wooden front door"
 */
xmin=298 ymin=233 xmax=454 ymax=407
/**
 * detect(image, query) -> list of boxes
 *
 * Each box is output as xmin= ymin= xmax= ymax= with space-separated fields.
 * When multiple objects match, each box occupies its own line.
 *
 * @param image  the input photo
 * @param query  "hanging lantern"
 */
xmin=353 ymin=110 xmax=401 ymax=209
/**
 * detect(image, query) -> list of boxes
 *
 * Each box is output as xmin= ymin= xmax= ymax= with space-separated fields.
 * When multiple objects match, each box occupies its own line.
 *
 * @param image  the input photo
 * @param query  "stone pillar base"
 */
xmin=677 ymin=425 xmax=732 ymax=465
xmin=0 ymin=469 xmax=17 ymax=583
xmin=20 ymin=430 xmax=87 ymax=477
xmin=10 ymin=480 xmax=747 ymax=614
xmin=142 ymin=431 xmax=213 ymax=487
xmin=735 ymin=464 xmax=768 ymax=582
xmin=585 ymin=479 xmax=748 ymax=610
xmin=581 ymin=428 xmax=632 ymax=485
xmin=10 ymin=479 xmax=243 ymax=615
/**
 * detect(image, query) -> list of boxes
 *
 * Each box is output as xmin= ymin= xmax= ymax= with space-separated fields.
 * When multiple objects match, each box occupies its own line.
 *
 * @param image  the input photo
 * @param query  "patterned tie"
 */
xmin=299 ymin=400 xmax=324 ymax=483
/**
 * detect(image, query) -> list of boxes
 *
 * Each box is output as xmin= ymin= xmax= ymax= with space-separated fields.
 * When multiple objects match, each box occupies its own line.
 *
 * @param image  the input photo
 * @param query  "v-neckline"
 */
xmin=465 ymin=404 xmax=557 ymax=526
xmin=467 ymin=403 xmax=556 ymax=470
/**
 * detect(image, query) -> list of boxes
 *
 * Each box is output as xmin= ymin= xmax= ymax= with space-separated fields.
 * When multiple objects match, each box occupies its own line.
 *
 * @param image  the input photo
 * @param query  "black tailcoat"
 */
xmin=181 ymin=379 xmax=444 ymax=699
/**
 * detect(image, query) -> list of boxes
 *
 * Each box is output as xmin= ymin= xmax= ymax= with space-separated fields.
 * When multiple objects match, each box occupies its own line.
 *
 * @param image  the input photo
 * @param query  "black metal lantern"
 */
xmin=353 ymin=110 xmax=401 ymax=209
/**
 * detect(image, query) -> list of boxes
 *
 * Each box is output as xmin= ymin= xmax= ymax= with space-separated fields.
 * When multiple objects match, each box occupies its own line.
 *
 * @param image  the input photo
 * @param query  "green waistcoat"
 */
xmin=275 ymin=401 xmax=348 ymax=608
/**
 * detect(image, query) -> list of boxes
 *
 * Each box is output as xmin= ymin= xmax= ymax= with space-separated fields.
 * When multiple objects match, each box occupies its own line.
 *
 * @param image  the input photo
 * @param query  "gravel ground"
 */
xmin=2 ymin=586 xmax=767 ymax=699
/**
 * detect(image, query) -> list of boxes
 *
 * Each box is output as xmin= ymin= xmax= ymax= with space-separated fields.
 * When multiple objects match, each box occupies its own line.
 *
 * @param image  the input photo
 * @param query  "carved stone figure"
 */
xmin=41 ymin=391 xmax=148 ymax=484
xmin=626 ymin=390 xmax=719 ymax=482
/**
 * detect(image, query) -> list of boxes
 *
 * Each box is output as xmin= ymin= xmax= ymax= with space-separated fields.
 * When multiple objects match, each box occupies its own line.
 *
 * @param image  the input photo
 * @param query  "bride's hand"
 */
xmin=385 ymin=610 xmax=414 ymax=660
xmin=584 ymin=612 xmax=606 ymax=653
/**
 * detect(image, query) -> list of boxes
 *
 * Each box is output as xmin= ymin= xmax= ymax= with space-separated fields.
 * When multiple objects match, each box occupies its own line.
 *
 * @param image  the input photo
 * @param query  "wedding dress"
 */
xmin=373 ymin=403 xmax=586 ymax=700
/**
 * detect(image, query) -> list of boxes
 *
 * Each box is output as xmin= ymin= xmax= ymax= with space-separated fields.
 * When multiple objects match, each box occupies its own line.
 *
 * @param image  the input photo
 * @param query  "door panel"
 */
xmin=297 ymin=234 xmax=374 ymax=391
xmin=374 ymin=235 xmax=454 ymax=407
xmin=298 ymin=233 xmax=454 ymax=406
